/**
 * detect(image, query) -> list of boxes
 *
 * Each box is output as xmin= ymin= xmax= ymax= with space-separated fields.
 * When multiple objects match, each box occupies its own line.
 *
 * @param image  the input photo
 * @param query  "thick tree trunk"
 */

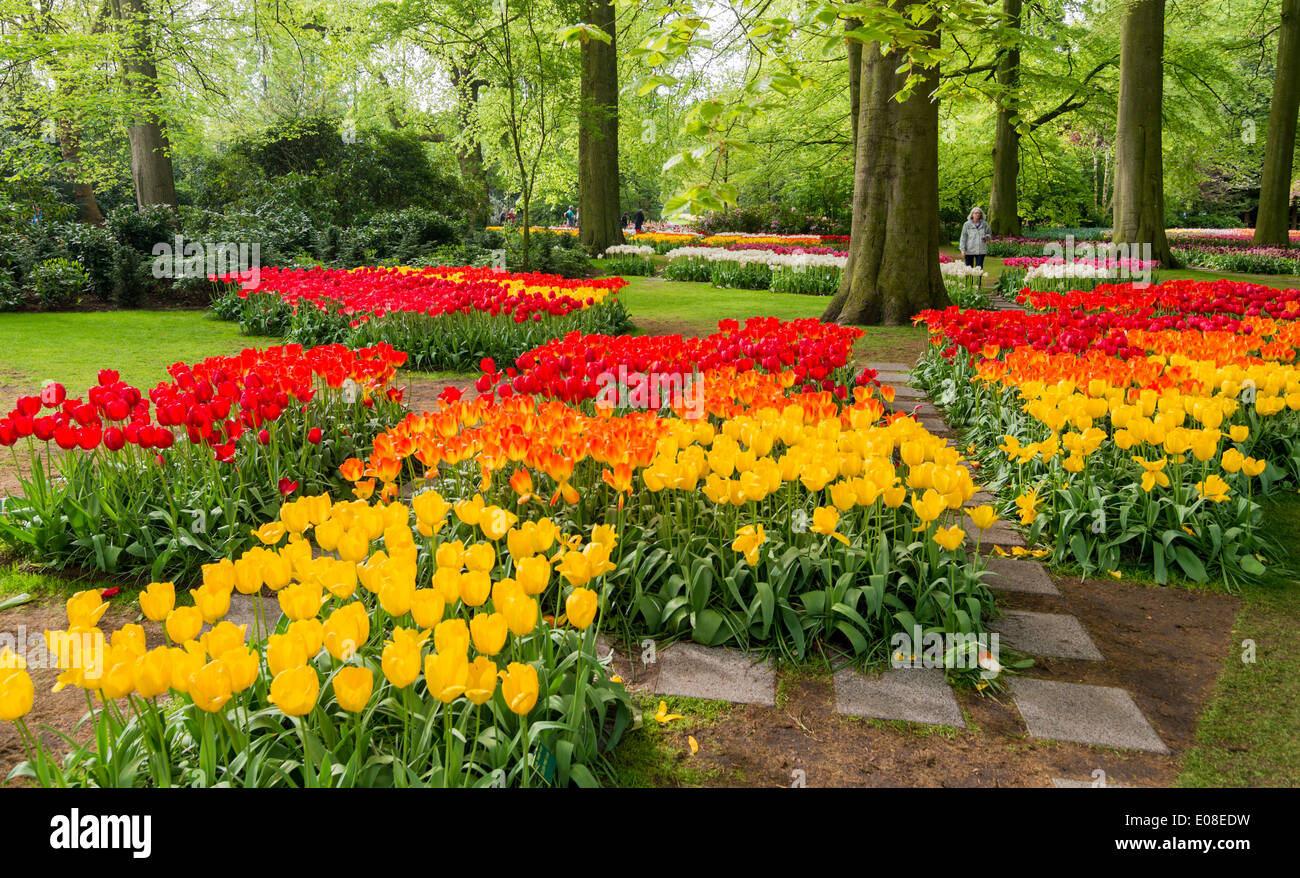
xmin=452 ymin=64 xmax=492 ymax=229
xmin=846 ymin=16 xmax=862 ymax=178
xmin=1255 ymin=0 xmax=1300 ymax=246
xmin=988 ymin=0 xmax=1022 ymax=236
xmin=56 ymin=116 xmax=105 ymax=225
xmin=1112 ymin=0 xmax=1170 ymax=265
xmin=578 ymin=0 xmax=624 ymax=254
xmin=822 ymin=10 xmax=947 ymax=326
xmin=115 ymin=0 xmax=177 ymax=209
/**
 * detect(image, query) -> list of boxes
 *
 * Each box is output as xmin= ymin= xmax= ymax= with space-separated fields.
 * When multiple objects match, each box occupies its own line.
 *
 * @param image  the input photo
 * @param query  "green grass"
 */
xmin=0 ymin=310 xmax=251 ymax=392
xmin=601 ymin=694 xmax=737 ymax=788
xmin=1178 ymin=494 xmax=1300 ymax=787
xmin=615 ymin=275 xmax=931 ymax=364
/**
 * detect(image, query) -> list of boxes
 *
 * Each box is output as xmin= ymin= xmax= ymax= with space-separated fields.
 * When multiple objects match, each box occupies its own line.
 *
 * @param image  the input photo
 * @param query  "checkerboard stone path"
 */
xmin=833 ymin=666 xmax=965 ymax=727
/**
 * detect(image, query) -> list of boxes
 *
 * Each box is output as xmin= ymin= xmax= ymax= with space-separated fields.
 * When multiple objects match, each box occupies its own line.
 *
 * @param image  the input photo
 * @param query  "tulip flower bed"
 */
xmin=1171 ymin=243 xmax=1299 ymax=275
xmin=913 ymin=279 xmax=1300 ymax=588
xmin=594 ymin=245 xmax=656 ymax=277
xmin=339 ymin=322 xmax=999 ymax=660
xmin=7 ymin=498 xmax=630 ymax=787
xmin=211 ymin=266 xmax=632 ymax=372
xmin=0 ymin=344 xmax=407 ymax=581
xmin=997 ymin=256 xmax=1160 ymax=294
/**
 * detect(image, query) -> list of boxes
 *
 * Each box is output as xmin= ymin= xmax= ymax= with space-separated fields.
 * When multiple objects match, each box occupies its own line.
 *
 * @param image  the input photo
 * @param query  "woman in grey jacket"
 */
xmin=959 ymin=206 xmax=991 ymax=269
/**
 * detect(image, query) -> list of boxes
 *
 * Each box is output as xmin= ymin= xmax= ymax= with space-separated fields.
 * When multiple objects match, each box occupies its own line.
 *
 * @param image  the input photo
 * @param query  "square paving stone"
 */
xmin=1011 ymin=678 xmax=1168 ymax=753
xmin=1051 ymin=777 xmax=1134 ymax=788
xmin=981 ymin=557 xmax=1059 ymax=595
xmin=874 ymin=371 xmax=913 ymax=385
xmin=833 ymin=667 xmax=965 ymax=728
xmin=865 ymin=361 xmax=913 ymax=373
xmin=652 ymin=643 xmax=776 ymax=705
xmin=991 ymin=610 xmax=1102 ymax=660
xmin=225 ymin=593 xmax=282 ymax=634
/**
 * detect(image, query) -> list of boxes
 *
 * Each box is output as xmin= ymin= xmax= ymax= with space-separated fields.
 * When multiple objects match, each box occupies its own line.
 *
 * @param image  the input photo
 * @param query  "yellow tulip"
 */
xmin=188 ymin=660 xmax=234 ymax=713
xmin=254 ymin=521 xmax=286 ymax=545
xmin=168 ymin=642 xmax=205 ymax=693
xmin=516 ymin=554 xmax=551 ymax=595
xmin=380 ymin=627 xmax=428 ymax=688
xmin=465 ymin=657 xmax=498 ymax=705
xmin=0 ymin=656 xmax=34 ymax=721
xmin=459 ymin=570 xmax=492 ymax=607
xmin=1242 ymin=457 xmax=1266 ymax=477
xmin=221 ymin=647 xmax=260 ymax=693
xmin=139 ymin=581 xmax=176 ymax=622
xmin=470 ymin=612 xmax=509 ymax=655
xmin=287 ymin=619 xmax=324 ymax=656
xmin=201 ymin=559 xmax=236 ymax=594
xmin=111 ymin=623 xmax=147 ymax=657
xmin=132 ymin=647 xmax=172 ymax=699
xmin=932 ymin=525 xmax=966 ymax=552
xmin=501 ymin=662 xmax=539 ymax=715
xmin=188 ymin=583 xmax=231 ymax=625
xmin=424 ymin=651 xmax=469 ymax=703
xmin=165 ymin=606 xmax=204 ymax=644
xmin=810 ymin=506 xmax=850 ymax=545
xmin=565 ymin=588 xmax=599 ymax=630
xmin=731 ymin=524 xmax=766 ymax=566
xmin=269 ymin=665 xmax=319 ymax=717
xmin=967 ymin=505 xmax=999 ymax=531
xmin=332 ymin=666 xmax=374 ymax=713
xmin=410 ymin=589 xmax=446 ymax=629
xmin=463 ymin=541 xmax=496 ymax=572
xmin=266 ymin=631 xmax=310 ymax=677
xmin=66 ymin=589 xmax=108 ymax=629
xmin=200 ymin=620 xmax=247 ymax=659
xmin=278 ymin=582 xmax=324 ymax=622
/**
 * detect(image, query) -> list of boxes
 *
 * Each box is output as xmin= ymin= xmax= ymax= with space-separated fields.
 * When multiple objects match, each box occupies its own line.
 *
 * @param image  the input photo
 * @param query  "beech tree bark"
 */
xmin=822 ymin=8 xmax=947 ymax=326
xmin=1112 ymin=0 xmax=1170 ymax=266
xmin=578 ymin=0 xmax=623 ymax=254
xmin=1255 ymin=0 xmax=1300 ymax=246
xmin=452 ymin=63 xmax=492 ymax=229
xmin=846 ymin=16 xmax=862 ymax=180
xmin=988 ymin=0 xmax=1022 ymax=236
xmin=113 ymin=0 xmax=177 ymax=209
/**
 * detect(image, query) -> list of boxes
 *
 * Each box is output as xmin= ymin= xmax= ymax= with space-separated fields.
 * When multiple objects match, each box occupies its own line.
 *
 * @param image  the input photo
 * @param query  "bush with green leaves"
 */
xmin=30 ymin=257 xmax=89 ymax=306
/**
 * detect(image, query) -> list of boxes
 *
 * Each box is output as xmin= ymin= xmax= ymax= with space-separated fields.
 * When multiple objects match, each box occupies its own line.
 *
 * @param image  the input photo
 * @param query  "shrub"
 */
xmin=30 ymin=257 xmax=89 ymax=306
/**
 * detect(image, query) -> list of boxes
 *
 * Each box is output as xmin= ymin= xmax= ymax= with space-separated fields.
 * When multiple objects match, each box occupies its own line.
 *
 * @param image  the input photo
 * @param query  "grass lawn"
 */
xmin=0 ymin=309 xmax=251 ymax=392
xmin=1178 ymin=494 xmax=1300 ymax=786
xmin=616 ymin=276 xmax=932 ymax=365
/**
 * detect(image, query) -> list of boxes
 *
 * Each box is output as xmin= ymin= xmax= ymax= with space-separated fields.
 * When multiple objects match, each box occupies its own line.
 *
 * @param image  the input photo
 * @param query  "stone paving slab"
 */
xmin=874 ymin=371 xmax=913 ymax=385
xmin=1011 ymin=678 xmax=1168 ymax=753
xmin=961 ymin=514 xmax=1026 ymax=548
xmin=888 ymin=384 xmax=927 ymax=400
xmin=864 ymin=361 xmax=913 ymax=373
xmin=1051 ymin=777 xmax=1135 ymax=788
xmin=919 ymin=417 xmax=952 ymax=436
xmin=226 ymin=592 xmax=283 ymax=635
xmin=981 ymin=557 xmax=1059 ymax=595
xmin=652 ymin=643 xmax=776 ymax=706
xmin=833 ymin=667 xmax=965 ymax=728
xmin=992 ymin=610 xmax=1103 ymax=661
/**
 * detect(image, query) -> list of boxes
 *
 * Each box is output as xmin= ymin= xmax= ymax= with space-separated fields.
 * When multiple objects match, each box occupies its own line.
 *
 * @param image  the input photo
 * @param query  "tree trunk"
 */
xmin=1255 ymin=0 xmax=1300 ymax=246
xmin=56 ymin=114 xmax=105 ymax=225
xmin=115 ymin=0 xmax=177 ymax=209
xmin=988 ymin=0 xmax=1022 ymax=236
xmin=822 ymin=10 xmax=947 ymax=326
xmin=578 ymin=0 xmax=624 ymax=254
xmin=452 ymin=64 xmax=492 ymax=229
xmin=1112 ymin=0 xmax=1170 ymax=265
xmin=846 ymin=16 xmax=862 ymax=179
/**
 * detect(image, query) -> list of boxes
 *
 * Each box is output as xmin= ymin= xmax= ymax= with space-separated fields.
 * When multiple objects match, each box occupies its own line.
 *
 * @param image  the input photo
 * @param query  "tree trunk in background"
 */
xmin=56 ymin=114 xmax=105 ymax=225
xmin=846 ymin=17 xmax=861 ymax=180
xmin=1255 ymin=0 xmax=1300 ymax=246
xmin=115 ymin=0 xmax=177 ymax=209
xmin=578 ymin=0 xmax=623 ymax=254
xmin=1112 ymin=0 xmax=1170 ymax=265
xmin=988 ymin=0 xmax=1022 ymax=236
xmin=822 ymin=10 xmax=947 ymax=326
xmin=452 ymin=64 xmax=492 ymax=229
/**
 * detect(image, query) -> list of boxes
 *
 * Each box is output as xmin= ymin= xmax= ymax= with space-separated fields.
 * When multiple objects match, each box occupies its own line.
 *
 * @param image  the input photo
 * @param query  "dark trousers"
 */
xmin=964 ymin=253 xmax=985 ymax=269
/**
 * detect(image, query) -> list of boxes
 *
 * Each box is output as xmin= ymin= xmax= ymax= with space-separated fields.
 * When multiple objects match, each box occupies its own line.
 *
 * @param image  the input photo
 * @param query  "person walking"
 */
xmin=959 ymin=206 xmax=991 ymax=269
xmin=633 ymin=207 xmax=645 ymax=235
xmin=564 ymin=206 xmax=577 ymax=228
